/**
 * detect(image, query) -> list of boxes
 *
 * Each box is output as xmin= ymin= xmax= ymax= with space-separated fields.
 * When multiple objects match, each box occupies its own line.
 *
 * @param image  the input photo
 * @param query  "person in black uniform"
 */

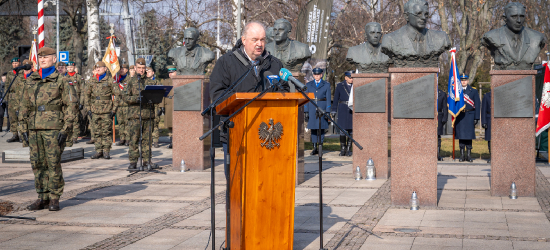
xmin=454 ymin=74 xmax=480 ymax=162
xmin=331 ymin=71 xmax=353 ymax=156
xmin=305 ymin=67 xmax=331 ymax=155
xmin=437 ymin=88 xmax=448 ymax=161
xmin=481 ymin=91 xmax=491 ymax=163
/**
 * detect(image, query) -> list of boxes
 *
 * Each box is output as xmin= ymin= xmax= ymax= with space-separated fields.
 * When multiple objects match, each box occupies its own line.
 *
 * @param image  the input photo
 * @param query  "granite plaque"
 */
xmin=494 ymin=76 xmax=533 ymax=118
xmin=393 ymin=74 xmax=435 ymax=119
xmin=173 ymin=80 xmax=201 ymax=111
xmin=355 ymin=79 xmax=386 ymax=113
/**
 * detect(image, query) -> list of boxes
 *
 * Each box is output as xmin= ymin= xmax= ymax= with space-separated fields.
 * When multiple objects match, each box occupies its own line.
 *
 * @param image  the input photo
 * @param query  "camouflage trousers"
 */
xmin=152 ymin=112 xmax=160 ymax=143
xmin=117 ymin=106 xmax=129 ymax=141
xmin=29 ymin=130 xmax=65 ymax=200
xmin=92 ymin=113 xmax=112 ymax=153
xmin=128 ymin=118 xmax=153 ymax=163
xmin=8 ymin=103 xmax=18 ymax=134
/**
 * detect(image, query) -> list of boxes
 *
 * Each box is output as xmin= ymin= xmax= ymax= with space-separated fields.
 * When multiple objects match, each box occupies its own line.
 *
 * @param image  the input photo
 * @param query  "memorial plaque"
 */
xmin=355 ymin=79 xmax=386 ymax=113
xmin=393 ymin=74 xmax=435 ymax=119
xmin=173 ymin=80 xmax=201 ymax=111
xmin=494 ymin=76 xmax=533 ymax=118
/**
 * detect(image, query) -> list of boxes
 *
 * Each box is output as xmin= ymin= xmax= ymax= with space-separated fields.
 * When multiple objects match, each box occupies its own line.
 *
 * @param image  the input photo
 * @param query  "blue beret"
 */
xmin=459 ymin=74 xmax=469 ymax=80
xmin=312 ymin=68 xmax=323 ymax=74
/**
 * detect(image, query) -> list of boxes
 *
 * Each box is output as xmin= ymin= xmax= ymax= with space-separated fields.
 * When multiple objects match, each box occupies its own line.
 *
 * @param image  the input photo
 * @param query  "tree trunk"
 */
xmin=86 ymin=0 xmax=101 ymax=79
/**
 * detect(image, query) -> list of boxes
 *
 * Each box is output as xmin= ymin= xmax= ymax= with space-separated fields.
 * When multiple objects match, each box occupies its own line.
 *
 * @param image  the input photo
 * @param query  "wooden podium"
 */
xmin=216 ymin=92 xmax=312 ymax=250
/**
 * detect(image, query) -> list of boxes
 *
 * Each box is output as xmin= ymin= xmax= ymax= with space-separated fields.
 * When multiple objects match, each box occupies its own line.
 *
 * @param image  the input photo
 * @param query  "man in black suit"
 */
xmin=455 ymin=74 xmax=480 ymax=162
xmin=437 ymin=88 xmax=448 ymax=161
xmin=481 ymin=91 xmax=491 ymax=163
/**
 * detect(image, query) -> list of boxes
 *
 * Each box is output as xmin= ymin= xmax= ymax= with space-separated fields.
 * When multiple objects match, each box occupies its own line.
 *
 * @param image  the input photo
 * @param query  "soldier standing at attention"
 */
xmin=16 ymin=60 xmax=35 ymax=147
xmin=85 ymin=61 xmax=117 ymax=159
xmin=125 ymin=58 xmax=155 ymax=169
xmin=85 ymin=67 xmax=99 ymax=145
xmin=56 ymin=62 xmax=67 ymax=75
xmin=481 ymin=91 xmax=491 ymax=163
xmin=146 ymin=67 xmax=161 ymax=148
xmin=19 ymin=47 xmax=78 ymax=211
xmin=6 ymin=57 xmax=21 ymax=142
xmin=454 ymin=74 xmax=480 ymax=162
xmin=115 ymin=64 xmax=131 ymax=146
xmin=0 ymin=72 xmax=5 ymax=132
xmin=305 ymin=67 xmax=331 ymax=155
xmin=159 ymin=65 xmax=175 ymax=148
xmin=129 ymin=65 xmax=135 ymax=77
xmin=65 ymin=61 xmax=85 ymax=144
xmin=331 ymin=70 xmax=353 ymax=156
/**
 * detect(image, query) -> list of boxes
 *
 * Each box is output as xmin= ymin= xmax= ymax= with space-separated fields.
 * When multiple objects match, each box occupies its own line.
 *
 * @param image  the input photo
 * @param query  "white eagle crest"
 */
xmin=258 ymin=118 xmax=283 ymax=149
xmin=542 ymin=82 xmax=550 ymax=111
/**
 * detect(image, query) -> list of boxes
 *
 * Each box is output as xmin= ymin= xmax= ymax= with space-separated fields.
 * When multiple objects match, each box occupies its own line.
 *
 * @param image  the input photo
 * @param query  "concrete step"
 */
xmin=2 ymin=146 xmax=84 ymax=163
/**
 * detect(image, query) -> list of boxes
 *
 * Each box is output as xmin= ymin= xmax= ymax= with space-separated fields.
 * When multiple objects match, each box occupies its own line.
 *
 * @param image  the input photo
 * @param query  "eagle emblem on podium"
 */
xmin=258 ymin=118 xmax=283 ymax=149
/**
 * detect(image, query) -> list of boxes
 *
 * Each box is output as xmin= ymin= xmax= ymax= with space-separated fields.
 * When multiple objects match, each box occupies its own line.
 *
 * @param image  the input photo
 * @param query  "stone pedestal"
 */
xmin=352 ymin=73 xmax=390 ymax=179
xmin=490 ymin=70 xmax=536 ymax=197
xmin=389 ymin=68 xmax=438 ymax=207
xmin=172 ymin=75 xmax=210 ymax=170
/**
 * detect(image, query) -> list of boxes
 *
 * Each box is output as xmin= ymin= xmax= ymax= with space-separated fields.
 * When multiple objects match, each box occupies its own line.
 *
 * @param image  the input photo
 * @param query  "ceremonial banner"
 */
xmin=29 ymin=40 xmax=38 ymax=71
xmin=536 ymin=62 xmax=550 ymax=136
xmin=102 ymin=36 xmax=120 ymax=77
xmin=447 ymin=48 xmax=465 ymax=127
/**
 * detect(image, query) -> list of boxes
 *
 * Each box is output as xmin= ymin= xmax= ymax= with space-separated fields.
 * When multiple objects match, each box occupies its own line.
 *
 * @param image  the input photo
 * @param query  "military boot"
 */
xmin=72 ymin=138 xmax=78 ymax=144
xmin=48 ymin=199 xmax=60 ymax=211
xmin=86 ymin=139 xmax=95 ymax=144
xmin=116 ymin=140 xmax=126 ymax=146
xmin=438 ymin=146 xmax=443 ymax=161
xmin=128 ymin=162 xmax=137 ymax=170
xmin=168 ymin=137 xmax=172 ymax=149
xmin=339 ymin=136 xmax=346 ymax=156
xmin=6 ymin=134 xmax=19 ymax=143
xmin=103 ymin=151 xmax=111 ymax=159
xmin=310 ymin=143 xmax=318 ymax=155
xmin=27 ymin=199 xmax=48 ymax=210
xmin=91 ymin=151 xmax=103 ymax=159
xmin=459 ymin=148 xmax=465 ymax=162
xmin=154 ymin=142 xmax=160 ymax=148
xmin=487 ymin=143 xmax=491 ymax=163
xmin=467 ymin=148 xmax=473 ymax=162
xmin=346 ymin=138 xmax=353 ymax=156
xmin=124 ymin=141 xmax=129 ymax=146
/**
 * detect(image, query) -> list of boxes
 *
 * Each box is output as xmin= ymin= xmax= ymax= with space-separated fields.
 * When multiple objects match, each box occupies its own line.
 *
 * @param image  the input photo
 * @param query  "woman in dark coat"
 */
xmin=331 ymin=71 xmax=353 ymax=156
xmin=481 ymin=91 xmax=491 ymax=163
xmin=305 ymin=68 xmax=331 ymax=155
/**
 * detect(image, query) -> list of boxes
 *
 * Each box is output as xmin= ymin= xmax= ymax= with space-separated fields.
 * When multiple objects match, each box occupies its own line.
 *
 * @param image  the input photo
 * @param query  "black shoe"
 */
xmin=339 ymin=136 xmax=346 ymax=156
xmin=6 ymin=134 xmax=19 ymax=143
xmin=459 ymin=148 xmax=465 ymax=162
xmin=437 ymin=146 xmax=443 ymax=161
xmin=487 ymin=159 xmax=491 ymax=163
xmin=310 ymin=143 xmax=318 ymax=155
xmin=48 ymin=199 xmax=60 ymax=211
xmin=91 ymin=152 xmax=103 ymax=159
xmin=103 ymin=152 xmax=110 ymax=159
xmin=27 ymin=199 xmax=48 ymax=210
xmin=154 ymin=142 xmax=160 ymax=148
xmin=467 ymin=149 xmax=473 ymax=162
xmin=124 ymin=141 xmax=129 ymax=146
xmin=86 ymin=139 xmax=95 ymax=144
xmin=168 ymin=137 xmax=172 ymax=149
xmin=128 ymin=162 xmax=137 ymax=170
xmin=116 ymin=140 xmax=126 ymax=146
xmin=346 ymin=139 xmax=353 ymax=156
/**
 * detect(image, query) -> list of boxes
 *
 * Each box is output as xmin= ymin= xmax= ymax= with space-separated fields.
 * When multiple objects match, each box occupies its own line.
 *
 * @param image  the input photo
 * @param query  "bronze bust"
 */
xmin=265 ymin=19 xmax=312 ymax=72
xmin=167 ymin=27 xmax=215 ymax=75
xmin=346 ymin=22 xmax=391 ymax=73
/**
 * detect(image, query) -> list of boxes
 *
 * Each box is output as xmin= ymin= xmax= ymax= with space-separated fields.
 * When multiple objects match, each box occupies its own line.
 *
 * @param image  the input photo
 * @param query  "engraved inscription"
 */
xmin=173 ymin=80 xmax=201 ymax=111
xmin=355 ymin=79 xmax=386 ymax=113
xmin=494 ymin=76 xmax=533 ymax=118
xmin=393 ymin=74 xmax=435 ymax=119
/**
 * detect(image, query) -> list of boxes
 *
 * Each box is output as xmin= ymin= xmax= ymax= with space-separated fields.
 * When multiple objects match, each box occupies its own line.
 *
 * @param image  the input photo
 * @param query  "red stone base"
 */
xmin=352 ymin=73 xmax=390 ymax=179
xmin=389 ymin=68 xmax=438 ymax=207
xmin=172 ymin=75 xmax=210 ymax=170
xmin=490 ymin=70 xmax=536 ymax=197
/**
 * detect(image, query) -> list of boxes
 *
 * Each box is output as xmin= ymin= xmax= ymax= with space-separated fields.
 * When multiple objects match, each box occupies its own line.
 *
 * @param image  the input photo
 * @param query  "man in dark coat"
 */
xmin=437 ymin=88 xmax=448 ymax=161
xmin=305 ymin=67 xmax=331 ymax=155
xmin=331 ymin=70 xmax=353 ymax=156
xmin=481 ymin=91 xmax=491 ymax=163
xmin=454 ymin=74 xmax=480 ymax=162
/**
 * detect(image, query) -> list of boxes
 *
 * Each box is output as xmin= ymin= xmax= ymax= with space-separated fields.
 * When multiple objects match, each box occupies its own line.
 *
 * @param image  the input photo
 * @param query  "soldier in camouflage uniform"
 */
xmin=19 ymin=47 xmax=78 ymax=211
xmin=115 ymin=63 xmax=131 ymax=146
xmin=84 ymin=61 xmax=117 ymax=159
xmin=6 ymin=57 xmax=21 ymax=142
xmin=146 ymin=67 xmax=161 ymax=148
xmin=85 ymin=67 xmax=99 ymax=145
xmin=64 ymin=61 xmax=85 ymax=145
xmin=129 ymin=65 xmax=135 ymax=77
xmin=16 ymin=60 xmax=35 ymax=148
xmin=125 ymin=58 xmax=156 ymax=169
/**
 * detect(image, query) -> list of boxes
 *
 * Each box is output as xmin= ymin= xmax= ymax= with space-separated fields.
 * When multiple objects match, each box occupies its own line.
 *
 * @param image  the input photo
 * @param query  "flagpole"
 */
xmin=547 ymin=51 xmax=549 ymax=164
xmin=453 ymin=127 xmax=455 ymax=160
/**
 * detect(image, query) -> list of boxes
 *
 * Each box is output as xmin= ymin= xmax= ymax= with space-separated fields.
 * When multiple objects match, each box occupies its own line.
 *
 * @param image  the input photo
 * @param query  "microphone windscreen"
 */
xmin=279 ymin=68 xmax=292 ymax=81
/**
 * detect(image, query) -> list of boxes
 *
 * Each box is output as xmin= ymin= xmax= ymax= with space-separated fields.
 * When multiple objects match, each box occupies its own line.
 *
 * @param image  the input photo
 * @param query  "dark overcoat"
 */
xmin=305 ymin=79 xmax=331 ymax=129
xmin=455 ymin=85 xmax=480 ymax=140
xmin=481 ymin=91 xmax=491 ymax=141
xmin=437 ymin=89 xmax=448 ymax=135
xmin=331 ymin=81 xmax=353 ymax=130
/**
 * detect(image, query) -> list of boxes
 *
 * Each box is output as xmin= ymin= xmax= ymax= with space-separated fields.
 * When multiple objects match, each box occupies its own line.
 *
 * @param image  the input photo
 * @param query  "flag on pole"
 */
xmin=447 ymin=47 xmax=465 ymax=127
xmin=536 ymin=61 xmax=550 ymax=136
xmin=102 ymin=36 xmax=120 ymax=77
xmin=29 ymin=40 xmax=38 ymax=71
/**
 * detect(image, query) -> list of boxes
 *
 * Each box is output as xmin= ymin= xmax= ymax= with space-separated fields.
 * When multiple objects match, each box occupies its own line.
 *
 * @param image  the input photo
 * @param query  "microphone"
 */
xmin=264 ymin=71 xmax=281 ymax=88
xmin=279 ymin=68 xmax=307 ymax=91
xmin=14 ymin=64 xmax=32 ymax=71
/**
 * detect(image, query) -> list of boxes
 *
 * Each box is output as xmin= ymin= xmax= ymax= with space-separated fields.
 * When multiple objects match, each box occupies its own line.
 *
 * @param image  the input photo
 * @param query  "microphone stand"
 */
xmin=294 ymin=85 xmax=363 ymax=250
xmin=0 ymin=70 xmax=20 ymax=137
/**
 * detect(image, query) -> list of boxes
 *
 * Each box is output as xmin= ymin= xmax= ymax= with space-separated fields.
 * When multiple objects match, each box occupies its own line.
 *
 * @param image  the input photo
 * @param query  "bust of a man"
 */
xmin=481 ymin=2 xmax=546 ymax=70
xmin=266 ymin=27 xmax=275 ymax=44
xmin=167 ymin=27 xmax=215 ymax=75
xmin=265 ymin=19 xmax=312 ymax=72
xmin=346 ymin=22 xmax=392 ymax=73
xmin=381 ymin=0 xmax=451 ymax=67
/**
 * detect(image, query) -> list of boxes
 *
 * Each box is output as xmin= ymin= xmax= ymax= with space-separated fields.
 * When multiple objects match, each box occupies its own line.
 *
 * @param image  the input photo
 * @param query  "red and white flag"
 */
xmin=536 ymin=61 xmax=550 ymax=136
xmin=29 ymin=40 xmax=38 ymax=71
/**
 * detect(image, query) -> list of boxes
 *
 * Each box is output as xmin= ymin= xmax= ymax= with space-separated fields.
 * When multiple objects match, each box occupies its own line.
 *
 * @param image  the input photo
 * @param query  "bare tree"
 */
xmin=86 ymin=0 xmax=101 ymax=78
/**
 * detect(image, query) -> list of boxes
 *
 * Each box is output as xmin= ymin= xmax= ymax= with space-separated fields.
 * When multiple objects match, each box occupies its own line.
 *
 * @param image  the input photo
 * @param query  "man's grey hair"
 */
xmin=404 ymin=0 xmax=429 ymax=14
xmin=365 ymin=22 xmax=382 ymax=32
xmin=184 ymin=27 xmax=200 ymax=39
xmin=274 ymin=18 xmax=293 ymax=32
xmin=242 ymin=21 xmax=267 ymax=37
xmin=503 ymin=2 xmax=526 ymax=16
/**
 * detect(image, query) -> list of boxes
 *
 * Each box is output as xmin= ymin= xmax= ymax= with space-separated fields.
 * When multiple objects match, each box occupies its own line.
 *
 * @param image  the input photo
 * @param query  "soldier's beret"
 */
xmin=22 ymin=59 xmax=31 ymax=65
xmin=37 ymin=47 xmax=56 ymax=56
xmin=136 ymin=58 xmax=146 ymax=65
xmin=459 ymin=74 xmax=469 ymax=80
xmin=344 ymin=71 xmax=353 ymax=77
xmin=67 ymin=61 xmax=75 ymax=66
xmin=95 ymin=61 xmax=106 ymax=68
xmin=11 ymin=57 xmax=19 ymax=63
xmin=146 ymin=67 xmax=153 ymax=72
xmin=166 ymin=65 xmax=177 ymax=72
xmin=121 ymin=63 xmax=129 ymax=69
xmin=57 ymin=61 xmax=67 ymax=67
xmin=312 ymin=68 xmax=324 ymax=74
xmin=129 ymin=65 xmax=134 ymax=68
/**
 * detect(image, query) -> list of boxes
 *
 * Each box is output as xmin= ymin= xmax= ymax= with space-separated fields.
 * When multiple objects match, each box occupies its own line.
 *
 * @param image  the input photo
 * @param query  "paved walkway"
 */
xmin=1 ymin=129 xmax=550 ymax=249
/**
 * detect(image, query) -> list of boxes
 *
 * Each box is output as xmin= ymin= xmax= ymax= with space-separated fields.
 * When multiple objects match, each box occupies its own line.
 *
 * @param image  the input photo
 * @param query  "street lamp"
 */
xmin=43 ymin=0 xmax=59 ymax=57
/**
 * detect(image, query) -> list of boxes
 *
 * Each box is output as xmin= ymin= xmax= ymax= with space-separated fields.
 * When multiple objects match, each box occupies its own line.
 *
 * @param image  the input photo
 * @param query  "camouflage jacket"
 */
xmin=84 ymin=74 xmax=118 ymax=114
xmin=18 ymin=70 xmax=78 ymax=133
xmin=5 ymin=70 xmax=21 ymax=106
xmin=114 ymin=74 xmax=131 ymax=107
xmin=64 ymin=72 xmax=85 ymax=103
xmin=123 ymin=76 xmax=157 ymax=119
